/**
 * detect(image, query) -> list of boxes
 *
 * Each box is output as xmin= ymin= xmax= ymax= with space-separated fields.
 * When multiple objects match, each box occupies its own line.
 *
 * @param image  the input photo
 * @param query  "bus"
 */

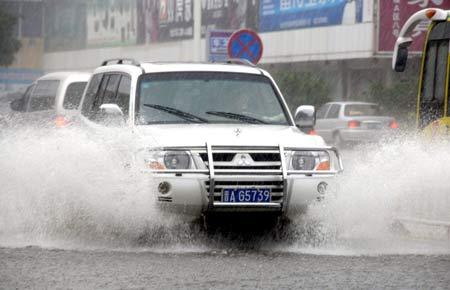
xmin=393 ymin=8 xmax=450 ymax=136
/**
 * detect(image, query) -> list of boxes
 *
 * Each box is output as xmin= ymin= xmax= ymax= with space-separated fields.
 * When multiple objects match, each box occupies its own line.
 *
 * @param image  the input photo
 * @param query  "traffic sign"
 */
xmin=227 ymin=29 xmax=263 ymax=65
xmin=206 ymin=30 xmax=233 ymax=62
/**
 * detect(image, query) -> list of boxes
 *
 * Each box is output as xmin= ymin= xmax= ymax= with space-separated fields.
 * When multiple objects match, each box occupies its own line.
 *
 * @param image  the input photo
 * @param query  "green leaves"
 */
xmin=365 ymin=78 xmax=417 ymax=123
xmin=272 ymin=71 xmax=331 ymax=111
xmin=0 ymin=6 xmax=21 ymax=66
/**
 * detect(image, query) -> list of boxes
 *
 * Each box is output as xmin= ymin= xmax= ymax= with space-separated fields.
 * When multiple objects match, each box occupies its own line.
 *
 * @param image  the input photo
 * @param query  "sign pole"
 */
xmin=193 ymin=1 xmax=202 ymax=62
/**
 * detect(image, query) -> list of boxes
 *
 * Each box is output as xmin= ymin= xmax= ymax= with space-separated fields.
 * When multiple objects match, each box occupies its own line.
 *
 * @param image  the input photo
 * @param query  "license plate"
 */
xmin=366 ymin=123 xmax=382 ymax=129
xmin=222 ymin=188 xmax=271 ymax=203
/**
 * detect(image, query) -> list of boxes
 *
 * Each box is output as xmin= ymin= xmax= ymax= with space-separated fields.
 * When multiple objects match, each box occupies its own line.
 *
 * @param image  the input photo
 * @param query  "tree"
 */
xmin=272 ymin=71 xmax=331 ymax=111
xmin=364 ymin=78 xmax=417 ymax=123
xmin=0 ymin=5 xmax=21 ymax=66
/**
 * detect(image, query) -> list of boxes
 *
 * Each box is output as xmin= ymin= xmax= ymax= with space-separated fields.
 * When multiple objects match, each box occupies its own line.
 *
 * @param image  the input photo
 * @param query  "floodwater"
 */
xmin=1 ymin=124 xmax=450 ymax=289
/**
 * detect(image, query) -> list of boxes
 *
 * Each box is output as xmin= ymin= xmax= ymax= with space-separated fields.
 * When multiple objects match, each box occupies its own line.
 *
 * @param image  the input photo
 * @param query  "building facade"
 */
xmin=4 ymin=0 xmax=449 ymax=104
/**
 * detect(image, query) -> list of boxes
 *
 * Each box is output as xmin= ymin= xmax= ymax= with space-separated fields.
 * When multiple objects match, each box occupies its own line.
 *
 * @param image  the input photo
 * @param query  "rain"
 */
xmin=1 ymin=0 xmax=450 ymax=289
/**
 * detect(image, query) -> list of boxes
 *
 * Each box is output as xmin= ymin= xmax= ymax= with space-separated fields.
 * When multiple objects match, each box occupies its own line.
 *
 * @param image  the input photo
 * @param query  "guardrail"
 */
xmin=396 ymin=216 xmax=450 ymax=240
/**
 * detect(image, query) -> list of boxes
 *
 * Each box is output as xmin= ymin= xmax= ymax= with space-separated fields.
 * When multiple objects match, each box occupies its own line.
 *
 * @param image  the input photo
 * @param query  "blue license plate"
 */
xmin=222 ymin=188 xmax=271 ymax=203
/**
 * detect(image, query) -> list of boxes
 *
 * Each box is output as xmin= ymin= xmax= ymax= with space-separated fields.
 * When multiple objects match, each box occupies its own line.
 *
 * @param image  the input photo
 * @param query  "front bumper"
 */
xmin=149 ymin=144 xmax=343 ymax=220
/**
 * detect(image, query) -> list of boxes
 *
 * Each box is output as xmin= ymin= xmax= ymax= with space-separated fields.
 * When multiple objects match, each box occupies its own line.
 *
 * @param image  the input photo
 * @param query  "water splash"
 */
xmin=1 ymin=124 xmax=449 ymax=255
xmin=284 ymin=134 xmax=450 ymax=255
xmin=0 ymin=124 xmax=203 ymax=251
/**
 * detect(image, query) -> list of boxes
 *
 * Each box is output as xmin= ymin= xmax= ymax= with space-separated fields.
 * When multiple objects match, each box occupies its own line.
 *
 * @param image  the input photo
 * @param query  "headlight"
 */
xmin=140 ymin=150 xmax=193 ymax=170
xmin=291 ymin=151 xmax=330 ymax=171
xmin=163 ymin=151 xmax=191 ymax=169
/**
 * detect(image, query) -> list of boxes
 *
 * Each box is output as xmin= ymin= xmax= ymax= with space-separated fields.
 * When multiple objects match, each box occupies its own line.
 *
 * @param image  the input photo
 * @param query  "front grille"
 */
xmin=197 ymin=146 xmax=286 ymax=206
xmin=250 ymin=153 xmax=281 ymax=162
xmin=199 ymin=152 xmax=281 ymax=163
xmin=214 ymin=166 xmax=280 ymax=170
xmin=205 ymin=180 xmax=284 ymax=202
xmin=198 ymin=151 xmax=282 ymax=172
xmin=199 ymin=153 xmax=234 ymax=162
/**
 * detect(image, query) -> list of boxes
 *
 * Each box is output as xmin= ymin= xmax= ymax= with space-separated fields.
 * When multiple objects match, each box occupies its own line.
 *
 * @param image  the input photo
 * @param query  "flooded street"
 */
xmin=1 ymin=127 xmax=450 ymax=289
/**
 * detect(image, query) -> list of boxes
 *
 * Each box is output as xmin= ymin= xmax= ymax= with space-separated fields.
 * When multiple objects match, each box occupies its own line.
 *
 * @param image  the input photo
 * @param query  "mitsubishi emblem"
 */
xmin=234 ymin=128 xmax=242 ymax=136
xmin=235 ymin=153 xmax=253 ymax=166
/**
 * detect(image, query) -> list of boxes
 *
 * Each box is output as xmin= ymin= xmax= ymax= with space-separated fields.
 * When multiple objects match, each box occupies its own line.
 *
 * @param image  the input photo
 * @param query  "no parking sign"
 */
xmin=227 ymin=29 xmax=263 ymax=65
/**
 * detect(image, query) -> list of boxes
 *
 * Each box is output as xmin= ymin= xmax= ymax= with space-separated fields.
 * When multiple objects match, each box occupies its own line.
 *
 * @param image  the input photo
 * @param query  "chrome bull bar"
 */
xmin=151 ymin=144 xmax=344 ymax=212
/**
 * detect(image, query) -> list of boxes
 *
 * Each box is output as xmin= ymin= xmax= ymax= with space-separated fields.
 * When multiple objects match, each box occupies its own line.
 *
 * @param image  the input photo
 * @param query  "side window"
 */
xmin=316 ymin=104 xmax=330 ymax=119
xmin=81 ymin=73 xmax=131 ymax=122
xmin=63 ymin=82 xmax=87 ymax=110
xmin=92 ymin=74 xmax=111 ymax=112
xmin=81 ymin=74 xmax=103 ymax=117
xmin=117 ymin=75 xmax=131 ymax=116
xmin=103 ymin=74 xmax=121 ymax=104
xmin=325 ymin=104 xmax=341 ymax=119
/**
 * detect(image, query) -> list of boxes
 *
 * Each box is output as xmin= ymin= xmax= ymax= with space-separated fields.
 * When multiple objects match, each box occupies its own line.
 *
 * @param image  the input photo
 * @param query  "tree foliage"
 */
xmin=272 ymin=71 xmax=331 ymax=111
xmin=364 ymin=78 xmax=417 ymax=122
xmin=0 ymin=5 xmax=21 ymax=66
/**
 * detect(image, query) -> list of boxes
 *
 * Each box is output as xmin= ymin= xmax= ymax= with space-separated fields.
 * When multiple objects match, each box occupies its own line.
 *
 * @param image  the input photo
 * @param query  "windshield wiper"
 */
xmin=143 ymin=104 xmax=209 ymax=123
xmin=206 ymin=111 xmax=267 ymax=124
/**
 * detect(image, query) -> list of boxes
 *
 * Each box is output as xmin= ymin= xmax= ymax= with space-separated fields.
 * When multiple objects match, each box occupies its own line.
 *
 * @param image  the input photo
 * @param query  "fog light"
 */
xmin=158 ymin=182 xmax=171 ymax=194
xmin=317 ymin=182 xmax=328 ymax=195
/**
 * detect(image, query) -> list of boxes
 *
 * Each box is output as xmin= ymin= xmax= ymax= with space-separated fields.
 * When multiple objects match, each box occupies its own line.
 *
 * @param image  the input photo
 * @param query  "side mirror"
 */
xmin=10 ymin=98 xmax=24 ymax=112
xmin=295 ymin=105 xmax=316 ymax=130
xmin=99 ymin=103 xmax=125 ymax=126
xmin=394 ymin=46 xmax=409 ymax=72
xmin=99 ymin=103 xmax=124 ymax=116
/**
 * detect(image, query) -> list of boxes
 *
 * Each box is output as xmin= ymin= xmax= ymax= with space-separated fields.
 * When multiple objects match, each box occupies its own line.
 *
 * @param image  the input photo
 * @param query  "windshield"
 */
xmin=28 ymin=80 xmax=59 ymax=112
xmin=136 ymin=72 xmax=290 ymax=125
xmin=344 ymin=104 xmax=381 ymax=117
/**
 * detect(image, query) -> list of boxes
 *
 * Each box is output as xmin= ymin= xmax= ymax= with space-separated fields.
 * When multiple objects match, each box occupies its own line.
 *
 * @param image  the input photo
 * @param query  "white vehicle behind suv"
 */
xmin=9 ymin=71 xmax=91 ymax=127
xmin=78 ymin=59 xmax=343 ymax=224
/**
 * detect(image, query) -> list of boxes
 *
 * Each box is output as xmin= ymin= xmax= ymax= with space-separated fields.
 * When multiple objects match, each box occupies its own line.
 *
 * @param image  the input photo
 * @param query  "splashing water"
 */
xmin=0 ymin=124 xmax=449 ymax=255
xmin=0 ymin=124 xmax=205 ymax=252
xmin=283 ymin=135 xmax=450 ymax=255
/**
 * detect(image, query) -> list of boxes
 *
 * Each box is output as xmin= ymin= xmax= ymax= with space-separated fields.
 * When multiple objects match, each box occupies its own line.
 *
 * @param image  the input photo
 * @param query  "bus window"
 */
xmin=419 ymin=38 xmax=449 ymax=128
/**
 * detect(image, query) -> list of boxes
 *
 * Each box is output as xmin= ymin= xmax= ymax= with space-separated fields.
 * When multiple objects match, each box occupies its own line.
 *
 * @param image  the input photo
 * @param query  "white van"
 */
xmin=10 ymin=71 xmax=91 ymax=127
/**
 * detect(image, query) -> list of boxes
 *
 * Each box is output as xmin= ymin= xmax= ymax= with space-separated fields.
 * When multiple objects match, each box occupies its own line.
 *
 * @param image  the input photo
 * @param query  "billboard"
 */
xmin=86 ymin=0 xmax=137 ymax=47
xmin=157 ymin=0 xmax=193 ymax=41
xmin=259 ymin=0 xmax=363 ymax=32
xmin=137 ymin=0 xmax=159 ymax=44
xmin=378 ymin=0 xmax=450 ymax=53
xmin=201 ymin=0 xmax=259 ymax=35
xmin=137 ymin=0 xmax=194 ymax=43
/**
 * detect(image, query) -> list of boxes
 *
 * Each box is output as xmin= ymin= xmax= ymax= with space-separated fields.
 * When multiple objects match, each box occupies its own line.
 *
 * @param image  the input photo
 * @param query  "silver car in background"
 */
xmin=314 ymin=102 xmax=399 ymax=147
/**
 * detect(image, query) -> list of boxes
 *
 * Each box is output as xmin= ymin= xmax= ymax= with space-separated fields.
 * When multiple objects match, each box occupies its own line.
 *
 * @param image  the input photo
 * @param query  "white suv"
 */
xmin=78 ymin=59 xmax=343 ymax=223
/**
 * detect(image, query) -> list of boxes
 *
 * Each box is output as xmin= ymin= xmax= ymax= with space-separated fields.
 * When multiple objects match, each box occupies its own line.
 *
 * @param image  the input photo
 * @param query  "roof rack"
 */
xmin=101 ymin=58 xmax=140 ymax=66
xmin=225 ymin=58 xmax=256 ymax=67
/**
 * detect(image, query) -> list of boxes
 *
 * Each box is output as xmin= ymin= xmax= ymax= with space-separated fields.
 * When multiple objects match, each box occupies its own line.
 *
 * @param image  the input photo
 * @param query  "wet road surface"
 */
xmin=1 ymin=247 xmax=450 ymax=289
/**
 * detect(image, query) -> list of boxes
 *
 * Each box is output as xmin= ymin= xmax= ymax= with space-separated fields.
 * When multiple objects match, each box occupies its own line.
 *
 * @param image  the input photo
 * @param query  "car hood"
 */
xmin=134 ymin=124 xmax=326 ymax=148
